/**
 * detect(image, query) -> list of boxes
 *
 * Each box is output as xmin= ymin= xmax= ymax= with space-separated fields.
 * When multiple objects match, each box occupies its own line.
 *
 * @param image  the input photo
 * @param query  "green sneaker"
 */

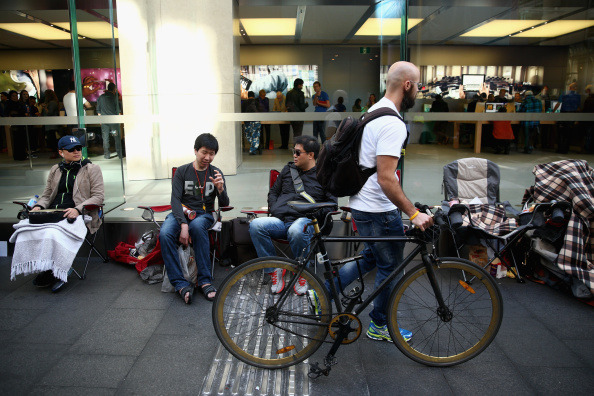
xmin=366 ymin=320 xmax=413 ymax=343
xmin=366 ymin=320 xmax=393 ymax=342
xmin=307 ymin=289 xmax=321 ymax=319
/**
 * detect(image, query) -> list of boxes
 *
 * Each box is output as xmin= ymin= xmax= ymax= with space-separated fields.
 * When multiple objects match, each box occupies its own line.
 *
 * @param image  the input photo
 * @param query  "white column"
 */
xmin=117 ymin=0 xmax=241 ymax=180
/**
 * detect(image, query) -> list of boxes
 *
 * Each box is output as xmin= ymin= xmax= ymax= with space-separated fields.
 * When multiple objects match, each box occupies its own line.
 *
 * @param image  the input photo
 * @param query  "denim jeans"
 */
xmin=101 ymin=123 xmax=122 ymax=158
xmin=313 ymin=121 xmax=326 ymax=143
xmin=159 ymin=212 xmax=213 ymax=291
xmin=249 ymin=216 xmax=314 ymax=273
xmin=331 ymin=209 xmax=405 ymax=327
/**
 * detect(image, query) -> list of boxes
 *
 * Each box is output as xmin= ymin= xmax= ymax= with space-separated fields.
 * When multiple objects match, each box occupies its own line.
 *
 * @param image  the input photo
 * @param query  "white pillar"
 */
xmin=117 ymin=0 xmax=241 ymax=180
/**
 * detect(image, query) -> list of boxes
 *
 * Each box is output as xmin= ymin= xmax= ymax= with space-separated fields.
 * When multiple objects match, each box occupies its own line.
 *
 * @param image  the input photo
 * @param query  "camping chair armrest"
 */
xmin=140 ymin=205 xmax=172 ymax=213
xmin=241 ymin=209 xmax=269 ymax=216
xmin=219 ymin=206 xmax=234 ymax=212
xmin=13 ymin=201 xmax=30 ymax=211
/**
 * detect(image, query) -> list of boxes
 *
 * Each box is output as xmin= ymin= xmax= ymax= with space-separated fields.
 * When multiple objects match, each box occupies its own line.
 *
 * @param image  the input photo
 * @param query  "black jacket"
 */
xmin=285 ymin=88 xmax=308 ymax=112
xmin=268 ymin=162 xmax=337 ymax=223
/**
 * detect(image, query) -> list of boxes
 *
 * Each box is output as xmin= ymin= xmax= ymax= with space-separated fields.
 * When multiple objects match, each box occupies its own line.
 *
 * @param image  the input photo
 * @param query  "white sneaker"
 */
xmin=293 ymin=276 xmax=308 ymax=296
xmin=270 ymin=268 xmax=286 ymax=294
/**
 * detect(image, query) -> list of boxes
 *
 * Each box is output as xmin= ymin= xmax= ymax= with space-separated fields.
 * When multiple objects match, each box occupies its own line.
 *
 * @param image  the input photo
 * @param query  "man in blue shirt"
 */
xmin=555 ymin=83 xmax=581 ymax=154
xmin=312 ymin=81 xmax=330 ymax=143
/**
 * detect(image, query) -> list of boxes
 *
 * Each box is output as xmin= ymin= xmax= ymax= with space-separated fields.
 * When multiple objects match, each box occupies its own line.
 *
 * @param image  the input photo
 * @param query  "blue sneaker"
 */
xmin=306 ymin=289 xmax=321 ymax=319
xmin=366 ymin=320 xmax=412 ymax=343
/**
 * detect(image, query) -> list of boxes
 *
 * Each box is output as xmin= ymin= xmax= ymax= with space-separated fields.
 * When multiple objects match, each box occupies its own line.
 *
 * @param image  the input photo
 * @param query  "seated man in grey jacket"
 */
xmin=249 ymin=135 xmax=337 ymax=295
xmin=22 ymin=135 xmax=104 ymax=292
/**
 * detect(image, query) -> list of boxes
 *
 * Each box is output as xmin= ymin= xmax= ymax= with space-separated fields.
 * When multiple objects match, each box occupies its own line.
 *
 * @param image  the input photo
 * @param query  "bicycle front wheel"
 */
xmin=212 ymin=258 xmax=331 ymax=369
xmin=388 ymin=258 xmax=503 ymax=367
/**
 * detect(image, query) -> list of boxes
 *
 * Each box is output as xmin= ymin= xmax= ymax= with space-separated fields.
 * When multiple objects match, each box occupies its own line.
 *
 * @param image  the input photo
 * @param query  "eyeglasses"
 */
xmin=408 ymin=81 xmax=422 ymax=90
xmin=66 ymin=146 xmax=82 ymax=153
xmin=292 ymin=148 xmax=305 ymax=156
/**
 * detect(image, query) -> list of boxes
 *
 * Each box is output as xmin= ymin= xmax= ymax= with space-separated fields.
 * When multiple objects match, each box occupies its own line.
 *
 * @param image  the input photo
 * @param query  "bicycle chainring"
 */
xmin=328 ymin=313 xmax=362 ymax=344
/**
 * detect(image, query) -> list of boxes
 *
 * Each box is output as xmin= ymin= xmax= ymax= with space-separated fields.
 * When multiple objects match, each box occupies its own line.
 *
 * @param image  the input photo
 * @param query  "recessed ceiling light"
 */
xmin=240 ymin=18 xmax=296 ymax=36
xmin=461 ymin=20 xmax=543 ymax=37
xmin=514 ymin=20 xmax=594 ymax=37
xmin=0 ymin=22 xmax=70 ymax=40
xmin=355 ymin=18 xmax=423 ymax=35
xmin=53 ymin=22 xmax=118 ymax=39
xmin=331 ymin=58 xmax=335 ymax=61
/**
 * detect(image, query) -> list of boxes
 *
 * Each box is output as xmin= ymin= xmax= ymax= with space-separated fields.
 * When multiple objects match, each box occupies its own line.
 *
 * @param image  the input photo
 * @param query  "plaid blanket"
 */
xmin=461 ymin=204 xmax=517 ymax=236
xmin=522 ymin=160 xmax=594 ymax=293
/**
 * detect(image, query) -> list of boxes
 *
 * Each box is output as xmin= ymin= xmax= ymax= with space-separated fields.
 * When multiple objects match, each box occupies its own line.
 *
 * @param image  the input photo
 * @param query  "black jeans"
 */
xmin=290 ymin=121 xmax=303 ymax=137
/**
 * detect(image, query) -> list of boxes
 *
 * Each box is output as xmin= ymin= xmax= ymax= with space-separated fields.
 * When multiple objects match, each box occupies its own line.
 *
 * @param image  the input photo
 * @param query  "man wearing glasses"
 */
xmin=249 ymin=135 xmax=337 ymax=295
xmin=26 ymin=135 xmax=105 ymax=291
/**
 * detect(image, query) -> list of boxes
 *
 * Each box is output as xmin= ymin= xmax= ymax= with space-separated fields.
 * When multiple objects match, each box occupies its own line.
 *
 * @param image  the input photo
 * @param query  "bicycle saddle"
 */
xmin=287 ymin=201 xmax=337 ymax=216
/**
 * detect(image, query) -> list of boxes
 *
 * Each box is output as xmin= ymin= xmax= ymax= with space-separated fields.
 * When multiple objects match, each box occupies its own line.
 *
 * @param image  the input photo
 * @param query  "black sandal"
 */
xmin=200 ymin=284 xmax=217 ymax=301
xmin=178 ymin=285 xmax=193 ymax=305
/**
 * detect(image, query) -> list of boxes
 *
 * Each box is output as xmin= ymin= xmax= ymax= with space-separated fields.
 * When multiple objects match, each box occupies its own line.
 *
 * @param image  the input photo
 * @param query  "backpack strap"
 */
xmin=289 ymin=167 xmax=316 ymax=203
xmin=360 ymin=107 xmax=404 ymax=125
xmin=358 ymin=107 xmax=408 ymax=174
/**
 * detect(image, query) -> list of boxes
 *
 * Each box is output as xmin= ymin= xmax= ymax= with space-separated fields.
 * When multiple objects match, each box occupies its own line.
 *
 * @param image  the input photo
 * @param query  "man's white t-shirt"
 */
xmin=63 ymin=92 xmax=89 ymax=116
xmin=348 ymin=97 xmax=407 ymax=213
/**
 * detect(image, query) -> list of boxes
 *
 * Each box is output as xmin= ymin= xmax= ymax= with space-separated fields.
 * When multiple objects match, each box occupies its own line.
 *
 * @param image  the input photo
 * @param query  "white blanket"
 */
xmin=10 ymin=217 xmax=88 ymax=282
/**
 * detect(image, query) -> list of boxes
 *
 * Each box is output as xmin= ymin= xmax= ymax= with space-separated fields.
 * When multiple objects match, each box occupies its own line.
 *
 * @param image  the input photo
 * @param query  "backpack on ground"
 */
xmin=316 ymin=108 xmax=404 ymax=197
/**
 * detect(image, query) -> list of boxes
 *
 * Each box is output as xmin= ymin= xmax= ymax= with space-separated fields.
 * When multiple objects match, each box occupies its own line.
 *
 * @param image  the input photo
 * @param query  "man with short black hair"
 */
xmin=249 ymin=135 xmax=337 ymax=295
xmin=159 ymin=133 xmax=229 ymax=304
xmin=312 ymin=81 xmax=330 ymax=142
xmin=285 ymin=78 xmax=309 ymax=137
xmin=96 ymin=82 xmax=123 ymax=159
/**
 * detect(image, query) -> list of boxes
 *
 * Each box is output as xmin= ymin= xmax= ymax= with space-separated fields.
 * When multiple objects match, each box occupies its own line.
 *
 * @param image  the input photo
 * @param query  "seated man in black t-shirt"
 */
xmin=159 ymin=133 xmax=230 ymax=304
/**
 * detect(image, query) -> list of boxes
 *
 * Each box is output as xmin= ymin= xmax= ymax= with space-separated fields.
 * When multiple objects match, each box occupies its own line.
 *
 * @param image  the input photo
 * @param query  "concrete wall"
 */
xmin=240 ymin=45 xmax=381 ymax=111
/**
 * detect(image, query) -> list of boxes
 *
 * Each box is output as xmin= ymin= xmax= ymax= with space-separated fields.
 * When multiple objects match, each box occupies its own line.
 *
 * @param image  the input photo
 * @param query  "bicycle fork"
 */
xmin=423 ymin=253 xmax=453 ymax=322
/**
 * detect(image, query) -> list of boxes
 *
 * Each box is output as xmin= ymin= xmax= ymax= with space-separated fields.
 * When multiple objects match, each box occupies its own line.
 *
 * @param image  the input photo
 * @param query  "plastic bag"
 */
xmin=161 ymin=245 xmax=197 ymax=293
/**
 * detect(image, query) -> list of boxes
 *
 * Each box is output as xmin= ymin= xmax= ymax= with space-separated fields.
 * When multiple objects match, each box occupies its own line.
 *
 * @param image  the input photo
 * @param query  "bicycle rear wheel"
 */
xmin=212 ymin=258 xmax=331 ymax=369
xmin=388 ymin=258 xmax=503 ymax=366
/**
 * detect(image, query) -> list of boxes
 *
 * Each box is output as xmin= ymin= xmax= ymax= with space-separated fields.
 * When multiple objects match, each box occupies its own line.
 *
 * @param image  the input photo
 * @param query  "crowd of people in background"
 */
xmin=0 ymin=82 xmax=122 ymax=161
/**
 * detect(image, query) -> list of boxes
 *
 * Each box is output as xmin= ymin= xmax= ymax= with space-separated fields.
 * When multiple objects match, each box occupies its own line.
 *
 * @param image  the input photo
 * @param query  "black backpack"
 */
xmin=316 ymin=108 xmax=405 ymax=197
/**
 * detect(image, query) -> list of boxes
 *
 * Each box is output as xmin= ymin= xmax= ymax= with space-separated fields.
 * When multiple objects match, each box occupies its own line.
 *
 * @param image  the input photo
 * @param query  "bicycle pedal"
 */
xmin=346 ymin=286 xmax=361 ymax=298
xmin=308 ymin=362 xmax=330 ymax=379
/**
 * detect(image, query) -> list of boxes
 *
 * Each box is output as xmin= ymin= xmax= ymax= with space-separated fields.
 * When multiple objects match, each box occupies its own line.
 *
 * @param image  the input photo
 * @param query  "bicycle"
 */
xmin=212 ymin=202 xmax=504 ymax=377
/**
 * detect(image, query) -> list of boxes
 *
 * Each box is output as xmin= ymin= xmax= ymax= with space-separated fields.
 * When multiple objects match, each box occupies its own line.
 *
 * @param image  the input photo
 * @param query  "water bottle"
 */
xmin=182 ymin=204 xmax=196 ymax=220
xmin=27 ymin=194 xmax=39 ymax=209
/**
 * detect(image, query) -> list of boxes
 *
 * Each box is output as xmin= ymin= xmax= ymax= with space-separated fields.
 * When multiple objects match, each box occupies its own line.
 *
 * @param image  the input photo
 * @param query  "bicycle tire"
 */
xmin=212 ymin=257 xmax=331 ymax=369
xmin=388 ymin=257 xmax=503 ymax=367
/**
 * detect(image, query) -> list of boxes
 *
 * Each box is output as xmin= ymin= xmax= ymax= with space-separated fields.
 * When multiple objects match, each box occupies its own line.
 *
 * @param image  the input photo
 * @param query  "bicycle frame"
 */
xmin=272 ymin=218 xmax=447 ymax=334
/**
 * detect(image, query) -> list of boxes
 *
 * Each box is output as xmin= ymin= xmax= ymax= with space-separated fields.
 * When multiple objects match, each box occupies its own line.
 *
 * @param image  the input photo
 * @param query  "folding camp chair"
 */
xmin=441 ymin=158 xmax=525 ymax=281
xmin=138 ymin=167 xmax=233 ymax=279
xmin=13 ymin=201 xmax=109 ymax=280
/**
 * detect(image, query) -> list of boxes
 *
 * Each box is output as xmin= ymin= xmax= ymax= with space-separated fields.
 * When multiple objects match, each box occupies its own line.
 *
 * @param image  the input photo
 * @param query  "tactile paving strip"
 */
xmin=202 ymin=273 xmax=311 ymax=396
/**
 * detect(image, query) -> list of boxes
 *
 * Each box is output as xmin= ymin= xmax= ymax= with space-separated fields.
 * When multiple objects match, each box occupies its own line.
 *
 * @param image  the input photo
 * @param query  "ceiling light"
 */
xmin=240 ymin=18 xmax=296 ymax=36
xmin=354 ymin=18 xmax=423 ymax=36
xmin=461 ymin=20 xmax=543 ymax=37
xmin=52 ymin=22 xmax=118 ymax=39
xmin=0 ymin=22 xmax=70 ymax=40
xmin=514 ymin=20 xmax=594 ymax=37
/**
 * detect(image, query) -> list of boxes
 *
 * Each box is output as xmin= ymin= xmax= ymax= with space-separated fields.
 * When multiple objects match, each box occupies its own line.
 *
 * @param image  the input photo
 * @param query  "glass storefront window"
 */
xmin=0 ymin=0 xmax=125 ymax=220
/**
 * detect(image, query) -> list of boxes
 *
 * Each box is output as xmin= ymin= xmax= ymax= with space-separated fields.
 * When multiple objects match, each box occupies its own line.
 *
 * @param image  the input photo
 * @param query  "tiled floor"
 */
xmin=0 ymin=257 xmax=592 ymax=395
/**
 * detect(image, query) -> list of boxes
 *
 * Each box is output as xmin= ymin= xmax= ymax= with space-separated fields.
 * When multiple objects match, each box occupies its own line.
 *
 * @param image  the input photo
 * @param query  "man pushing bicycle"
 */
xmin=310 ymin=61 xmax=433 ymax=343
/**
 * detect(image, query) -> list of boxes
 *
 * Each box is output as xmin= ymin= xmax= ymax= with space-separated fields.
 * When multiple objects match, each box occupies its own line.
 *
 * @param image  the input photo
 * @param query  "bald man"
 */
xmin=312 ymin=61 xmax=433 ymax=343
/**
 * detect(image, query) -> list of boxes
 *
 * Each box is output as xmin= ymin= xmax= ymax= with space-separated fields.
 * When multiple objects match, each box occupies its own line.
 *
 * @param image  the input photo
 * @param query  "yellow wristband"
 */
xmin=409 ymin=210 xmax=420 ymax=221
